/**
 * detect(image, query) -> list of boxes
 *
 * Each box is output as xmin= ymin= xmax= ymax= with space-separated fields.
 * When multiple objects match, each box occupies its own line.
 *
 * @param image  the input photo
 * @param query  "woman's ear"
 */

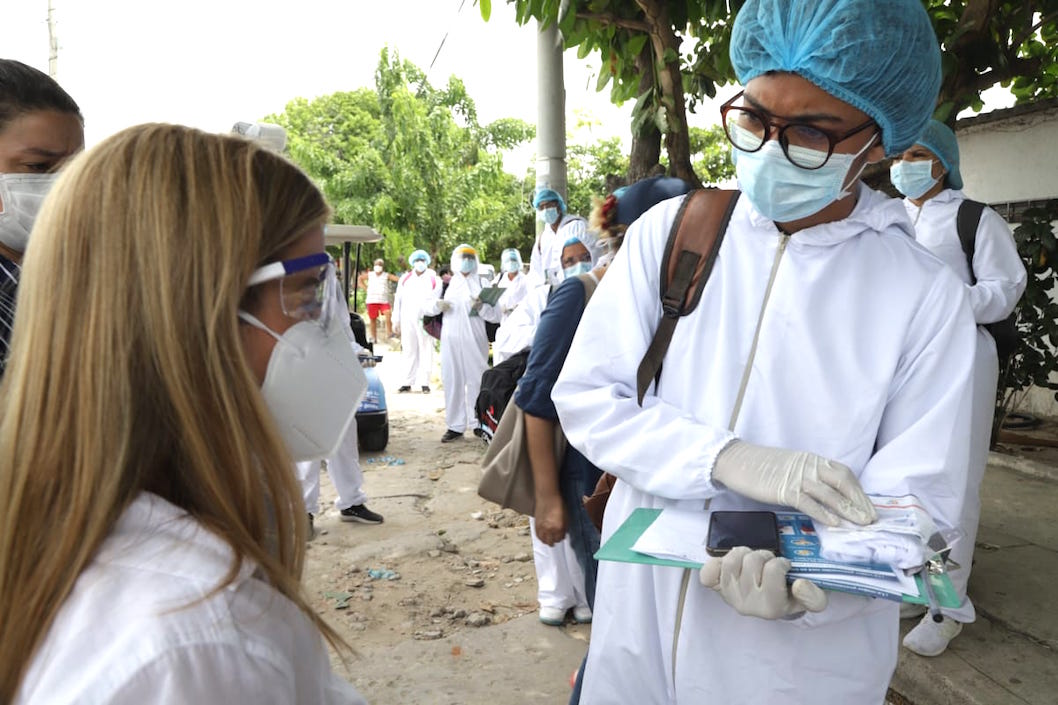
xmin=866 ymin=138 xmax=886 ymax=165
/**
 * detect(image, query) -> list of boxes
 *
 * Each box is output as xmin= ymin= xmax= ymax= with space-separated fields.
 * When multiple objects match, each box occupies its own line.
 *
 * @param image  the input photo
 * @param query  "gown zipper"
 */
xmin=669 ymin=230 xmax=792 ymax=697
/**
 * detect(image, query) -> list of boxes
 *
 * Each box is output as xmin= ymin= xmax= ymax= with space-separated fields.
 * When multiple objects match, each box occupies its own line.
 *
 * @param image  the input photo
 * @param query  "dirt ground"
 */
xmin=302 ymin=340 xmax=589 ymax=704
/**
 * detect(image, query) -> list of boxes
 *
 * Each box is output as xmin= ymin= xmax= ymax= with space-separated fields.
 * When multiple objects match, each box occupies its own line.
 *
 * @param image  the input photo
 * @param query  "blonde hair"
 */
xmin=0 ymin=123 xmax=339 ymax=698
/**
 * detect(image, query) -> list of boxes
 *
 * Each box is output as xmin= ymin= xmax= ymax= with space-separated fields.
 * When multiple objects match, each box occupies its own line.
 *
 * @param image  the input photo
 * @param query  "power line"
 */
xmin=429 ymin=0 xmax=467 ymax=72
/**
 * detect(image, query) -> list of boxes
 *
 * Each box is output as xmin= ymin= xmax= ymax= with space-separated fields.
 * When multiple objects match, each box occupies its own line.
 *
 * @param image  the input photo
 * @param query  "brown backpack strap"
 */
xmin=635 ymin=189 xmax=739 ymax=405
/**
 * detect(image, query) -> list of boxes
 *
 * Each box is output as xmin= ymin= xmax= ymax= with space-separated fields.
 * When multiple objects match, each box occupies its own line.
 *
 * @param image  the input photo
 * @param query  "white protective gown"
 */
xmin=424 ymin=269 xmax=496 ymax=433
xmin=483 ymin=270 xmax=530 ymax=365
xmin=552 ymin=185 xmax=977 ymax=705
xmin=393 ymin=267 xmax=441 ymax=387
xmin=492 ymin=282 xmax=550 ymax=363
xmin=529 ymin=214 xmax=586 ymax=286
xmin=903 ymin=188 xmax=1026 ymax=622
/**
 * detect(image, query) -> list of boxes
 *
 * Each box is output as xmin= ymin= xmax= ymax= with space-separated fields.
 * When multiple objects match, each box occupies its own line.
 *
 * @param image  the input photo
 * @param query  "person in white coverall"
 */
xmin=482 ymin=247 xmax=529 ymax=365
xmin=393 ymin=249 xmax=441 ymax=393
xmin=524 ymin=233 xmax=605 ymax=629
xmin=297 ymin=271 xmax=384 ymax=527
xmin=530 ymin=187 xmax=587 ymax=286
xmin=891 ymin=119 xmax=1026 ymax=656
xmin=551 ymin=1 xmax=977 ymax=703
xmin=424 ymin=244 xmax=498 ymax=443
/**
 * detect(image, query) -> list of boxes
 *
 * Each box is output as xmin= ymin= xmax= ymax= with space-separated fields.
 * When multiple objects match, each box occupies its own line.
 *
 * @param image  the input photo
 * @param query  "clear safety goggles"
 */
xmin=247 ymin=252 xmax=338 ymax=328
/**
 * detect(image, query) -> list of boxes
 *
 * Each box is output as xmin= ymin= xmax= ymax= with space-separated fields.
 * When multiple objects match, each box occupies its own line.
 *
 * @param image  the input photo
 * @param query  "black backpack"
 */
xmin=474 ymin=348 xmax=531 ymax=443
xmin=956 ymin=200 xmax=1019 ymax=366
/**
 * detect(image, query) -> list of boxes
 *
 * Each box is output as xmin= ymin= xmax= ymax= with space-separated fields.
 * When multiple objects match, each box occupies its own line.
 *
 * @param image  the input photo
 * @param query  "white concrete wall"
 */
xmin=958 ymin=107 xmax=1058 ymax=203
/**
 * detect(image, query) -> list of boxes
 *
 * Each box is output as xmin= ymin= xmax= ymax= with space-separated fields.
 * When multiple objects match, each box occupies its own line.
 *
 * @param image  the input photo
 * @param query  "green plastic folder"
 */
xmin=595 ymin=507 xmax=959 ymax=606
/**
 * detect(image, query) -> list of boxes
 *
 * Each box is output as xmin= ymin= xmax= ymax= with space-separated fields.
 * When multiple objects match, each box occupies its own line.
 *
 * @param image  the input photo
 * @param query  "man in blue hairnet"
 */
xmin=892 ymin=120 xmax=1026 ymax=656
xmin=530 ymin=187 xmax=586 ymax=287
xmin=552 ymin=1 xmax=976 ymax=702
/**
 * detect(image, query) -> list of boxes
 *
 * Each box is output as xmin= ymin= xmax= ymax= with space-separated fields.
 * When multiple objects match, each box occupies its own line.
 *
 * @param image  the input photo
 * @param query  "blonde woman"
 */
xmin=0 ymin=124 xmax=367 ymax=704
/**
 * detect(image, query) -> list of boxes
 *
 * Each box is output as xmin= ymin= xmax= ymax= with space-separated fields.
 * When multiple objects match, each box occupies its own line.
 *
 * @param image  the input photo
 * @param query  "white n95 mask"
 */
xmin=0 ymin=173 xmax=59 ymax=253
xmin=238 ymin=310 xmax=367 ymax=461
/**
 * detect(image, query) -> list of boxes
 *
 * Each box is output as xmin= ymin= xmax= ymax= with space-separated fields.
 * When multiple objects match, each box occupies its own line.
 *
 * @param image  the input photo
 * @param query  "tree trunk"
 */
xmin=628 ymin=43 xmax=661 ymax=183
xmin=637 ymin=0 xmax=701 ymax=188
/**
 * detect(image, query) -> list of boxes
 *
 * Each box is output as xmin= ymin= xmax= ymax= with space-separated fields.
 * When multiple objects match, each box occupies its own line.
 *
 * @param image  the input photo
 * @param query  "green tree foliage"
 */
xmin=268 ymin=48 xmax=536 ymax=273
xmin=998 ymin=202 xmax=1058 ymax=422
xmin=494 ymin=1 xmax=1058 ymax=184
xmin=688 ymin=125 xmax=734 ymax=186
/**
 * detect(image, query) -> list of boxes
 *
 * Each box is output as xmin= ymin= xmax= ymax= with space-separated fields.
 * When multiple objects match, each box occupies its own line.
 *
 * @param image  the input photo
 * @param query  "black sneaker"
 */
xmin=441 ymin=429 xmax=463 ymax=443
xmin=340 ymin=504 xmax=384 ymax=524
xmin=397 ymin=386 xmax=412 ymax=393
xmin=421 ymin=386 xmax=431 ymax=394
xmin=307 ymin=513 xmax=316 ymax=539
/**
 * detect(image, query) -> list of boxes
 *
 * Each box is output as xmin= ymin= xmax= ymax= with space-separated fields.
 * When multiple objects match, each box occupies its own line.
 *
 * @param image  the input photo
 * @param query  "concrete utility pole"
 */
xmin=47 ymin=0 xmax=59 ymax=78
xmin=535 ymin=19 xmax=567 ymax=201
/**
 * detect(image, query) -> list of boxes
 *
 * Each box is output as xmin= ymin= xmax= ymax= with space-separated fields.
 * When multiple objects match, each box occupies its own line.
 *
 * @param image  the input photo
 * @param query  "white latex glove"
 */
xmin=392 ymin=322 xmax=400 ymax=336
xmin=469 ymin=295 xmax=483 ymax=312
xmin=699 ymin=547 xmax=827 ymax=619
xmin=436 ymin=300 xmax=452 ymax=313
xmin=712 ymin=441 xmax=876 ymax=527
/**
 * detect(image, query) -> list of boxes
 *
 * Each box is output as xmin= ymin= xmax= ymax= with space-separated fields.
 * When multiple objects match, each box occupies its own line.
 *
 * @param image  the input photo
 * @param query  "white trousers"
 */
xmin=944 ymin=328 xmax=999 ymax=623
xmin=295 ymin=418 xmax=367 ymax=515
xmin=529 ymin=517 xmax=590 ymax=611
xmin=401 ymin=317 xmax=434 ymax=387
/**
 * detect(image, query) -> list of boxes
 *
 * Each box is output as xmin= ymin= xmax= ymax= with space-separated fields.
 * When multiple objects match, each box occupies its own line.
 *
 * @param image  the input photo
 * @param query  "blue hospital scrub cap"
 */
xmin=915 ymin=120 xmax=963 ymax=190
xmin=532 ymin=187 xmax=566 ymax=212
xmin=563 ymin=231 xmax=605 ymax=265
xmin=730 ymin=0 xmax=941 ymax=156
xmin=408 ymin=249 xmax=431 ymax=266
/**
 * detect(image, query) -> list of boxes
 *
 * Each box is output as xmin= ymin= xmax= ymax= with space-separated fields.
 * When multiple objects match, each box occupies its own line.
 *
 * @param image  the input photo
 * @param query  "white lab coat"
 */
xmin=903 ymin=188 xmax=1027 ymax=622
xmin=529 ymin=214 xmax=586 ymax=286
xmin=17 ymin=492 xmax=366 ymax=705
xmin=483 ymin=270 xmax=530 ymax=365
xmin=492 ymin=282 xmax=550 ymax=364
xmin=552 ymin=185 xmax=977 ymax=705
xmin=394 ymin=267 xmax=441 ymax=387
xmin=424 ymin=270 xmax=495 ymax=432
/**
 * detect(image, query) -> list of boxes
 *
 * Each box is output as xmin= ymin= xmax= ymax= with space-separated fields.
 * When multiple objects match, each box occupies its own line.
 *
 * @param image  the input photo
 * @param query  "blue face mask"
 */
xmin=413 ymin=260 xmax=427 ymax=273
xmin=563 ymin=261 xmax=593 ymax=280
xmin=734 ymin=136 xmax=875 ymax=222
xmin=890 ymin=159 xmax=939 ymax=200
xmin=459 ymin=258 xmax=476 ymax=274
xmin=541 ymin=207 xmax=560 ymax=225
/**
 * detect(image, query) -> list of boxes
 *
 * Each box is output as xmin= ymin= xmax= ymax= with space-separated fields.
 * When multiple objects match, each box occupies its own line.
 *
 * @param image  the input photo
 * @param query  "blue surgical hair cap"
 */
xmin=916 ymin=120 xmax=963 ymax=190
xmin=532 ymin=187 xmax=566 ymax=212
xmin=408 ymin=249 xmax=431 ymax=267
xmin=730 ymin=0 xmax=941 ymax=156
xmin=501 ymin=248 xmax=522 ymax=264
xmin=562 ymin=231 xmax=604 ymax=266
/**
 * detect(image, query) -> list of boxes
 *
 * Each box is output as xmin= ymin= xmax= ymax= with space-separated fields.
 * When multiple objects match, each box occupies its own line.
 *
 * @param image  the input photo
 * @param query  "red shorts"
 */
xmin=366 ymin=302 xmax=390 ymax=320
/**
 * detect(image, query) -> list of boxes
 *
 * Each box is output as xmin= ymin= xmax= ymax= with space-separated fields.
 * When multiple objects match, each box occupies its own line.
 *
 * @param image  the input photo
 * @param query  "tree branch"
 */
xmin=1010 ymin=10 xmax=1058 ymax=53
xmin=574 ymin=11 xmax=650 ymax=33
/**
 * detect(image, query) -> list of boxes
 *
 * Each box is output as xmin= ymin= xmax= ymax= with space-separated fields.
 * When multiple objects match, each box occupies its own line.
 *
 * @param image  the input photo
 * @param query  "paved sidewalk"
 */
xmin=888 ymin=452 xmax=1058 ymax=705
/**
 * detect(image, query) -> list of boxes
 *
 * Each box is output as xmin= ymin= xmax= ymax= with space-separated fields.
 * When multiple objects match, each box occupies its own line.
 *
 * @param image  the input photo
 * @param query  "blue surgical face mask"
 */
xmin=562 ymin=261 xmax=593 ymax=280
xmin=503 ymin=260 xmax=520 ymax=273
xmin=890 ymin=159 xmax=939 ymax=200
xmin=413 ymin=260 xmax=427 ymax=273
xmin=734 ymin=136 xmax=876 ymax=222
xmin=541 ymin=207 xmax=560 ymax=225
xmin=459 ymin=258 xmax=476 ymax=274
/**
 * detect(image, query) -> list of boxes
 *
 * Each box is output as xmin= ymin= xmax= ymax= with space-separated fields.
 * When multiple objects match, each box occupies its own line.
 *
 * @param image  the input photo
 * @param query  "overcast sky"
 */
xmin=3 ymin=0 xmax=1011 ymax=176
xmin=3 ymin=0 xmax=733 ymax=176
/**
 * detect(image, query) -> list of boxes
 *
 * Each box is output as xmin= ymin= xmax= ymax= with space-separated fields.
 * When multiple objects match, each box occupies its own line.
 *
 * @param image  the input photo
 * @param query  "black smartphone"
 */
xmin=706 ymin=510 xmax=781 ymax=557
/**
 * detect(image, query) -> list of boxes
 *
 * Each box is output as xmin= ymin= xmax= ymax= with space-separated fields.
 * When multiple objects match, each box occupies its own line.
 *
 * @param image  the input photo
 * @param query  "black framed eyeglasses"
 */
xmin=720 ymin=90 xmax=877 ymax=170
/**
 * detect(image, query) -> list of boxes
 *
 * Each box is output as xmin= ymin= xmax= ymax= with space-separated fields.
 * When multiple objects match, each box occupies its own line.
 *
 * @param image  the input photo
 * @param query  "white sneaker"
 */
xmin=539 ymin=606 xmax=566 ymax=626
xmin=903 ymin=614 xmax=963 ymax=656
xmin=572 ymin=605 xmax=593 ymax=624
xmin=900 ymin=602 xmax=927 ymax=619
